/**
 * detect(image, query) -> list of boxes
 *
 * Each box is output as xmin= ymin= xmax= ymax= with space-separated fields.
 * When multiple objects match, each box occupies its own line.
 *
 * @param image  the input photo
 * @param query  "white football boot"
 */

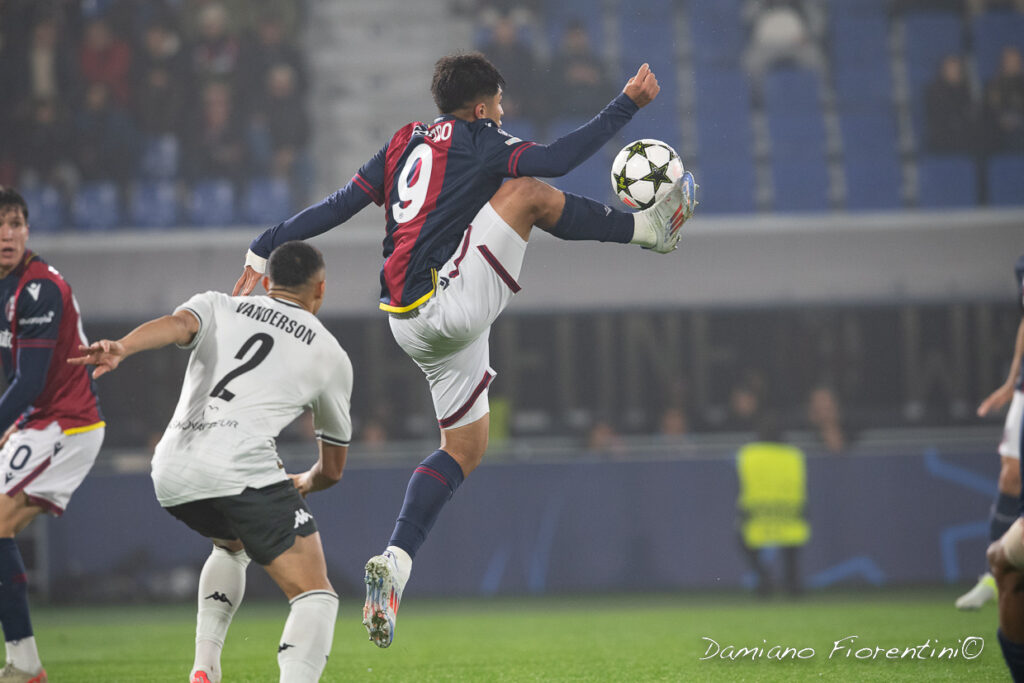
xmin=955 ymin=572 xmax=996 ymax=610
xmin=637 ymin=170 xmax=697 ymax=254
xmin=363 ymin=551 xmax=404 ymax=648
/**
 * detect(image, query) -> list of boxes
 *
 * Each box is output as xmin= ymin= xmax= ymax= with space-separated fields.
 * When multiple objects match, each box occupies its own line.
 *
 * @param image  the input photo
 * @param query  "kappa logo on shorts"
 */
xmin=294 ymin=508 xmax=313 ymax=529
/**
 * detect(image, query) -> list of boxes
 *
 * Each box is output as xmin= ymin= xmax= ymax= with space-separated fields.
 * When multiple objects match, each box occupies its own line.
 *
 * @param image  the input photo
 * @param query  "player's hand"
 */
xmin=289 ymin=471 xmax=312 ymax=497
xmin=0 ymin=424 xmax=17 ymax=450
xmin=978 ymin=383 xmax=1015 ymax=417
xmin=623 ymin=63 xmax=660 ymax=108
xmin=68 ymin=339 xmax=127 ymax=378
xmin=232 ymin=266 xmax=262 ymax=296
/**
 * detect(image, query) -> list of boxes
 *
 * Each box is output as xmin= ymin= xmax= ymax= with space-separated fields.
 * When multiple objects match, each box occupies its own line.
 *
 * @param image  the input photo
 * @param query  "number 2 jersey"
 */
xmin=0 ymin=250 xmax=103 ymax=434
xmin=248 ymin=93 xmax=641 ymax=312
xmin=151 ymin=291 xmax=353 ymax=507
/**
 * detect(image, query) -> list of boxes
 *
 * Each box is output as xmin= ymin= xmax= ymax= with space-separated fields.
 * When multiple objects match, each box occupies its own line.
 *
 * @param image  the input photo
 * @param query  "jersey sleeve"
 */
xmin=248 ymin=143 xmax=388 ymax=259
xmin=173 ymin=291 xmax=219 ymax=350
xmin=476 ymin=122 xmax=539 ymax=178
xmin=309 ymin=347 xmax=353 ymax=446
xmin=15 ymin=279 xmax=63 ymax=346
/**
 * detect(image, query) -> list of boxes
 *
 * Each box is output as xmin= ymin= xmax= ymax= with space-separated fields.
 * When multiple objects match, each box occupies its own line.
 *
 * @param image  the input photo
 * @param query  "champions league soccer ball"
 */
xmin=610 ymin=138 xmax=684 ymax=210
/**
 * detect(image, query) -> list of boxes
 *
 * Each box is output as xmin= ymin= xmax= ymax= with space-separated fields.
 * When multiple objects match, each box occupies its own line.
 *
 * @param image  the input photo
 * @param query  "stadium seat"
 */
xmin=697 ymin=108 xmax=755 ymax=161
xmin=902 ymin=10 xmax=964 ymax=93
xmin=771 ymin=157 xmax=830 ymax=212
xmin=987 ymin=155 xmax=1024 ymax=206
xmin=139 ymin=134 xmax=180 ymax=180
xmin=767 ymin=111 xmax=827 ymax=160
xmin=839 ymin=111 xmax=899 ymax=163
xmin=72 ymin=182 xmax=121 ymax=231
xmin=20 ymin=184 xmax=64 ymax=233
xmin=499 ymin=118 xmax=538 ymax=144
xmin=188 ymin=179 xmax=236 ymax=226
xmin=844 ymin=155 xmax=903 ymax=210
xmin=916 ymin=155 xmax=977 ymax=207
xmin=694 ymin=158 xmax=757 ymax=214
xmin=130 ymin=180 xmax=178 ymax=228
xmin=618 ymin=19 xmax=674 ymax=88
xmin=763 ymin=68 xmax=821 ymax=114
xmin=972 ymin=11 xmax=1024 ymax=78
xmin=243 ymin=177 xmax=292 ymax=224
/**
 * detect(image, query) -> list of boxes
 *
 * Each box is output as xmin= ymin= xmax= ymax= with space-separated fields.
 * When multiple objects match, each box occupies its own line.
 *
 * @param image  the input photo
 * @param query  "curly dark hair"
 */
xmin=431 ymin=52 xmax=505 ymax=114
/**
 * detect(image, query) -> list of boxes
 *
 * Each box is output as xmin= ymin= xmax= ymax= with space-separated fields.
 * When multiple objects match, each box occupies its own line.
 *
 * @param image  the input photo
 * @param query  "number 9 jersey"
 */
xmin=151 ymin=291 xmax=353 ymax=508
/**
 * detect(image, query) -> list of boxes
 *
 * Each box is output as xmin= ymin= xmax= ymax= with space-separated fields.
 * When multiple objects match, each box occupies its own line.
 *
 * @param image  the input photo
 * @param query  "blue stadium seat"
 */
xmin=844 ymin=156 xmax=903 ymax=210
xmin=767 ymin=111 xmax=826 ymax=159
xmin=139 ymin=134 xmax=180 ymax=180
xmin=697 ymin=109 xmax=754 ymax=160
xmin=130 ymin=180 xmax=178 ymax=228
xmin=694 ymin=67 xmax=752 ymax=119
xmin=20 ymin=185 xmax=64 ymax=233
xmin=188 ymin=179 xmax=236 ymax=226
xmin=831 ymin=15 xmax=889 ymax=65
xmin=695 ymin=158 xmax=757 ymax=214
xmin=618 ymin=19 xmax=674 ymax=86
xmin=243 ymin=178 xmax=292 ymax=224
xmin=499 ymin=118 xmax=538 ymax=144
xmin=902 ymin=11 xmax=963 ymax=93
xmin=763 ymin=68 xmax=821 ymax=114
xmin=544 ymin=0 xmax=604 ymax=49
xmin=987 ymin=155 xmax=1024 ymax=206
xmin=72 ymin=182 xmax=120 ymax=231
xmin=772 ymin=158 xmax=830 ymax=212
xmin=839 ymin=111 xmax=899 ymax=163
xmin=972 ymin=11 xmax=1024 ymax=78
xmin=834 ymin=63 xmax=894 ymax=108
xmin=689 ymin=12 xmax=745 ymax=68
xmin=916 ymin=155 xmax=977 ymax=207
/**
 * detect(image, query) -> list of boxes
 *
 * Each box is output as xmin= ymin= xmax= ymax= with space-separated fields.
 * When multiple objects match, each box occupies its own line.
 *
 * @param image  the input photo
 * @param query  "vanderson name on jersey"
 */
xmin=151 ymin=291 xmax=352 ymax=508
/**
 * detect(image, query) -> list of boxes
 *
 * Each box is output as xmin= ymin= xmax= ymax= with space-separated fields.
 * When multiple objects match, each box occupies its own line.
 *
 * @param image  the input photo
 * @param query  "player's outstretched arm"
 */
xmin=69 ymin=310 xmax=201 ymax=378
xmin=622 ymin=63 xmax=660 ymax=109
xmin=291 ymin=442 xmax=348 ymax=496
xmin=979 ymin=317 xmax=1024 ymax=417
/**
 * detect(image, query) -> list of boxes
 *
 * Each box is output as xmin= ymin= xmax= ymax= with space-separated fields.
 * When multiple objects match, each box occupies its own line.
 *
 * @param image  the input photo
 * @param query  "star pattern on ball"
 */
xmin=613 ymin=169 xmax=638 ymax=194
xmin=624 ymin=140 xmax=656 ymax=161
xmin=641 ymin=160 xmax=673 ymax=196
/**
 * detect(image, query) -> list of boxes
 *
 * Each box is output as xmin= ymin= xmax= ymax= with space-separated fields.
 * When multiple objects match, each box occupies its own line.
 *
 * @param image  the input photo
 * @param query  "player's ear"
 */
xmin=473 ymin=101 xmax=487 ymax=120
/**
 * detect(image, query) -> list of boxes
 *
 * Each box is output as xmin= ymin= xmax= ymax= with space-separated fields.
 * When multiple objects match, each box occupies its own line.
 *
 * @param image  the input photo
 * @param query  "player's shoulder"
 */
xmin=20 ymin=253 xmax=68 ymax=288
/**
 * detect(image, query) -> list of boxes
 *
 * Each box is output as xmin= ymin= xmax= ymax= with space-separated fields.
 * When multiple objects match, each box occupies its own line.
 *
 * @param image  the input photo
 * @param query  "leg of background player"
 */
xmin=958 ymin=456 xmax=1021 ymax=610
xmin=263 ymin=533 xmax=337 ymax=683
xmin=191 ymin=542 xmax=249 ymax=683
xmin=989 ymin=521 xmax=1024 ymax=680
xmin=0 ymin=494 xmax=45 ymax=680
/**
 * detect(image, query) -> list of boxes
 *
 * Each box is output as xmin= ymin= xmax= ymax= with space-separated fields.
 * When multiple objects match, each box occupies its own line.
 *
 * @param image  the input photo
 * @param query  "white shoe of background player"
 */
xmin=635 ymin=170 xmax=697 ymax=254
xmin=955 ymin=572 xmax=996 ymax=610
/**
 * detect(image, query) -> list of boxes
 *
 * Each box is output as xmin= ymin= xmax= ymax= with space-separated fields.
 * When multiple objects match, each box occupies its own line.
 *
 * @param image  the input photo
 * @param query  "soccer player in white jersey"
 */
xmin=70 ymin=242 xmax=352 ymax=683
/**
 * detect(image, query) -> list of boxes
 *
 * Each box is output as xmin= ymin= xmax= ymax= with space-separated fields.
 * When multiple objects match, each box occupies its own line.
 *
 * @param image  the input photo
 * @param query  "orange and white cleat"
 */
xmin=0 ymin=664 xmax=46 ymax=683
xmin=189 ymin=670 xmax=214 ymax=683
xmin=362 ymin=551 xmax=404 ymax=648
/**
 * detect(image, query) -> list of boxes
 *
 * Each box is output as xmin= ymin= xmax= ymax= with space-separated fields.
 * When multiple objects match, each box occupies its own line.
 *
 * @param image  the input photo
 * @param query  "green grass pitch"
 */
xmin=32 ymin=589 xmax=1005 ymax=681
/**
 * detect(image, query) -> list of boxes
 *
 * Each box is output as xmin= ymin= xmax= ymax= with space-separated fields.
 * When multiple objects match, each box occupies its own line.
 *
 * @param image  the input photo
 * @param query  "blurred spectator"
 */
xmin=551 ymin=20 xmax=612 ymax=118
xmin=185 ymin=81 xmax=246 ymax=185
xmin=742 ymin=0 xmax=826 ymax=78
xmin=480 ymin=13 xmax=543 ymax=121
xmin=73 ymin=82 xmax=136 ymax=182
xmin=925 ymin=54 xmax=977 ymax=153
xmin=983 ymin=47 xmax=1024 ymax=151
xmin=360 ymin=418 xmax=390 ymax=449
xmin=133 ymin=19 xmax=187 ymax=135
xmin=723 ymin=371 xmax=766 ymax=432
xmin=240 ymin=8 xmax=307 ymax=109
xmin=586 ymin=420 xmax=625 ymax=455
xmin=658 ymin=406 xmax=690 ymax=439
xmin=79 ymin=16 xmax=133 ymax=107
xmin=14 ymin=15 xmax=76 ymax=110
xmin=189 ymin=2 xmax=241 ymax=85
xmin=806 ymin=385 xmax=847 ymax=454
xmin=15 ymin=97 xmax=78 ymax=194
xmin=967 ymin=0 xmax=1024 ymax=14
xmin=253 ymin=63 xmax=310 ymax=190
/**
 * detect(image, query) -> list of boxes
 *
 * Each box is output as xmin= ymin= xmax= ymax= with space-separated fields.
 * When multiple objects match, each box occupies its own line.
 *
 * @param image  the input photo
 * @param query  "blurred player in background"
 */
xmin=233 ymin=52 xmax=697 ymax=648
xmin=72 ymin=242 xmax=351 ymax=683
xmin=960 ymin=253 xmax=1024 ymax=611
xmin=0 ymin=187 xmax=104 ymax=683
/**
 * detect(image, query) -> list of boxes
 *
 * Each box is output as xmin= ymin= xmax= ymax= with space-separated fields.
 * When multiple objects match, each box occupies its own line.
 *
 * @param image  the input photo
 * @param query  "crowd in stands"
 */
xmin=0 ymin=0 xmax=310 ymax=230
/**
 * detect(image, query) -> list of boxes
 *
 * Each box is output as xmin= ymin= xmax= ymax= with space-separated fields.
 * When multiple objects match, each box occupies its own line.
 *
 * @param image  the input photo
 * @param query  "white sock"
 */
xmin=192 ymin=546 xmax=250 ymax=682
xmin=6 ymin=636 xmax=42 ymax=674
xmin=629 ymin=214 xmax=657 ymax=247
xmin=278 ymin=590 xmax=339 ymax=683
xmin=385 ymin=545 xmax=413 ymax=589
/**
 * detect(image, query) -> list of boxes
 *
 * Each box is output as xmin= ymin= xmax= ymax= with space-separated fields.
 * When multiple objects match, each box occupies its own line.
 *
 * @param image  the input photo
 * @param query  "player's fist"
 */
xmin=233 ymin=266 xmax=262 ymax=296
xmin=623 ymin=63 xmax=660 ymax=108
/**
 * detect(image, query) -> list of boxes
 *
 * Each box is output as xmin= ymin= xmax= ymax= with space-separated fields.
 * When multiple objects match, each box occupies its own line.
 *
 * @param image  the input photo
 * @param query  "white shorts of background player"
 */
xmin=999 ymin=390 xmax=1024 ymax=459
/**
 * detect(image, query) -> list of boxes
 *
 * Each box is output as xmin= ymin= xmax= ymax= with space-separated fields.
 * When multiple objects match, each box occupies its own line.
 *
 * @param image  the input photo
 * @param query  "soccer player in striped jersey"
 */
xmin=0 ymin=187 xmax=104 ymax=683
xmin=233 ymin=53 xmax=698 ymax=648
xmin=73 ymin=242 xmax=351 ymax=683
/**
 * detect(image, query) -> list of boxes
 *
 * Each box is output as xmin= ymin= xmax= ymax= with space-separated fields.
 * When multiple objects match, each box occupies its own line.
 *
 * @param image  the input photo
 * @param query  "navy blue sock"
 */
xmin=548 ymin=193 xmax=634 ymax=244
xmin=389 ymin=450 xmax=465 ymax=559
xmin=993 ymin=493 xmax=1019 ymax=541
xmin=0 ymin=538 xmax=32 ymax=641
xmin=999 ymin=630 xmax=1024 ymax=682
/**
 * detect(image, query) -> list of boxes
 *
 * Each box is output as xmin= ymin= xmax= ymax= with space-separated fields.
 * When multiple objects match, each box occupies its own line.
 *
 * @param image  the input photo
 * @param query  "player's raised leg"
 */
xmin=191 ymin=542 xmax=250 ymax=683
xmin=0 ymin=493 xmax=46 ymax=683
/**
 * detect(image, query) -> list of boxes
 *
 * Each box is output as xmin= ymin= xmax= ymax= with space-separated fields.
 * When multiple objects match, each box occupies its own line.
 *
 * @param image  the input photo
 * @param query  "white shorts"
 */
xmin=0 ymin=422 xmax=104 ymax=515
xmin=390 ymin=203 xmax=527 ymax=429
xmin=999 ymin=390 xmax=1024 ymax=459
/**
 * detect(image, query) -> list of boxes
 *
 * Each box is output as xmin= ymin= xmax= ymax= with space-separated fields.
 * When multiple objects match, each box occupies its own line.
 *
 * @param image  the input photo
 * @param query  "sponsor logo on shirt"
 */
xmin=19 ymin=311 xmax=54 ymax=326
xmin=0 ymin=330 xmax=10 ymax=349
